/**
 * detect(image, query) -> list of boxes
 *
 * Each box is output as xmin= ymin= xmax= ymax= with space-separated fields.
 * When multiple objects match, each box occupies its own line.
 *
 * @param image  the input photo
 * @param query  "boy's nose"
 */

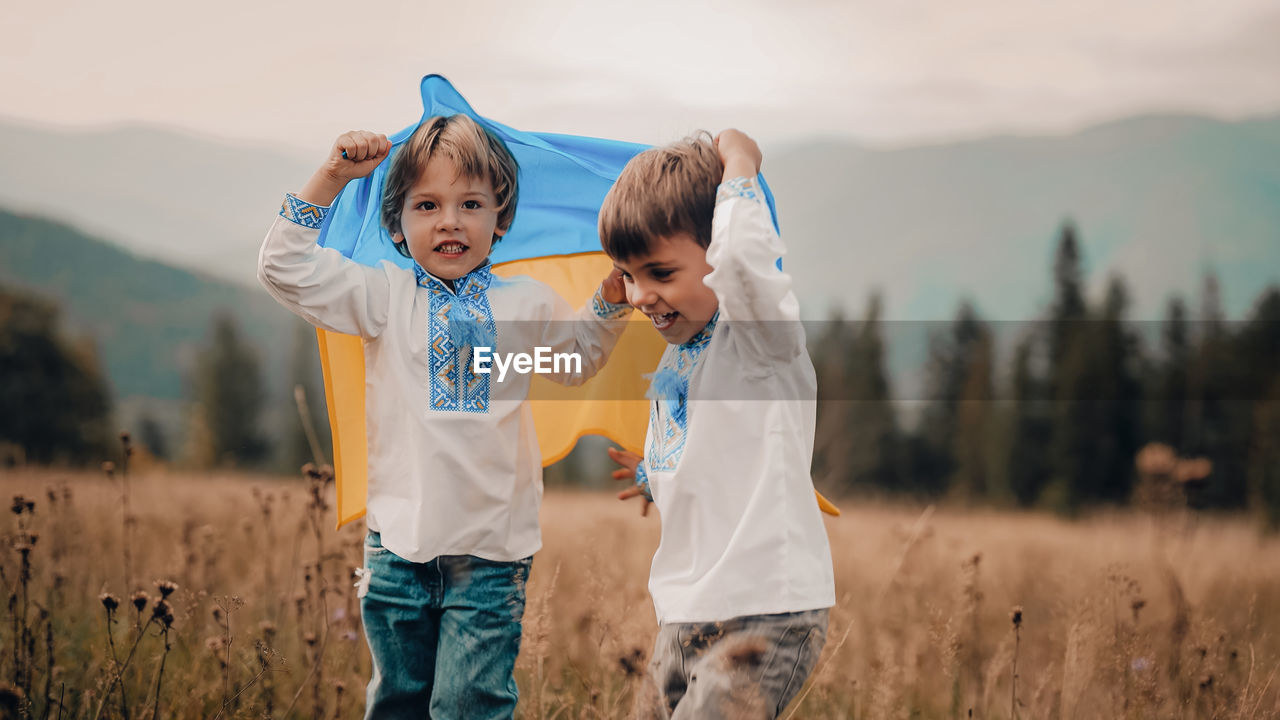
xmin=437 ymin=207 xmax=460 ymax=230
xmin=627 ymin=281 xmax=658 ymax=309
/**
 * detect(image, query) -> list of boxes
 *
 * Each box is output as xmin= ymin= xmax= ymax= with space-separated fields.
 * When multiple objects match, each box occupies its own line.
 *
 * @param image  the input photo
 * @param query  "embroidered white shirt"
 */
xmin=641 ymin=178 xmax=836 ymax=624
xmin=258 ymin=197 xmax=629 ymax=563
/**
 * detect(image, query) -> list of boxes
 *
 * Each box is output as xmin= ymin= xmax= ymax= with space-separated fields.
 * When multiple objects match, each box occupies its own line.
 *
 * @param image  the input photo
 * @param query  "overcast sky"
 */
xmin=5 ymin=0 xmax=1279 ymax=155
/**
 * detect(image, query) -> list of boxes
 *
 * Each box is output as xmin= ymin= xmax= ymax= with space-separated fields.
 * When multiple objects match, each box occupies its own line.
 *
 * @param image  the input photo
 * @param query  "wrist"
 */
xmin=297 ymin=168 xmax=349 ymax=207
xmin=721 ymin=157 xmax=757 ymax=183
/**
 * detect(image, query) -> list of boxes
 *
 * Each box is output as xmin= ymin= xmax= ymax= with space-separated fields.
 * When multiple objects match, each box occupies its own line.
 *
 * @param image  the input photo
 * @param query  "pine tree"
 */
xmin=1241 ymin=288 xmax=1280 ymax=518
xmin=1148 ymin=296 xmax=1190 ymax=450
xmin=1006 ymin=338 xmax=1049 ymax=506
xmin=1043 ymin=222 xmax=1092 ymax=513
xmin=194 ymin=312 xmax=268 ymax=468
xmin=0 ymin=284 xmax=111 ymax=463
xmin=916 ymin=300 xmax=990 ymax=498
xmin=839 ymin=292 xmax=902 ymax=494
xmin=1090 ymin=276 xmax=1143 ymax=503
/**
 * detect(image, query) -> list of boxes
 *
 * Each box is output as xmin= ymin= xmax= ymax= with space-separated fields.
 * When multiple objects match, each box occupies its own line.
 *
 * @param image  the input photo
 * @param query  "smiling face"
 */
xmin=612 ymin=233 xmax=719 ymax=345
xmin=393 ymin=155 xmax=505 ymax=280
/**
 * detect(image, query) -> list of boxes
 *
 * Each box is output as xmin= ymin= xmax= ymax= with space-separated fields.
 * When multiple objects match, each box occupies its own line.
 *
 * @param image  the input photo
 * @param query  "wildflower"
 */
xmin=131 ymin=591 xmax=149 ymax=613
xmin=99 ymin=593 xmax=120 ymax=612
xmin=303 ymin=632 xmax=318 ymax=646
xmin=258 ymin=620 xmax=277 ymax=638
xmin=10 ymin=496 xmax=24 ymax=515
xmin=155 ymin=580 xmax=178 ymax=599
xmin=1011 ymin=606 xmax=1023 ymax=629
xmin=152 ymin=600 xmax=175 ymax=628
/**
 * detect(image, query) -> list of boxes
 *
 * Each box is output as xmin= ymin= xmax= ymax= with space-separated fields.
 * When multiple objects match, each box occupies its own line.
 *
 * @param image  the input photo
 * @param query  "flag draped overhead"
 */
xmin=313 ymin=74 xmax=836 ymax=527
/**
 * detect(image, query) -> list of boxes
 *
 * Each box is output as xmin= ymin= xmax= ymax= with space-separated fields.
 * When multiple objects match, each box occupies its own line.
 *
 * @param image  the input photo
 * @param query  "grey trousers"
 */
xmin=633 ymin=608 xmax=829 ymax=720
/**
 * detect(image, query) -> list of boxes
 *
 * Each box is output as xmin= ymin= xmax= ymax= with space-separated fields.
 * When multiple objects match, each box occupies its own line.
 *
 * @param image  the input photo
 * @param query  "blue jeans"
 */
xmin=634 ymin=609 xmax=829 ymax=719
xmin=359 ymin=531 xmax=531 ymax=720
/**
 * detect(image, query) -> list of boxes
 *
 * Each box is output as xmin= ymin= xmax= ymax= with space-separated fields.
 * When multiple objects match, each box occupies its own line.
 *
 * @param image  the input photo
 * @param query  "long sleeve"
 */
xmin=702 ymin=177 xmax=806 ymax=365
xmin=533 ymin=283 xmax=631 ymax=386
xmin=257 ymin=194 xmax=391 ymax=340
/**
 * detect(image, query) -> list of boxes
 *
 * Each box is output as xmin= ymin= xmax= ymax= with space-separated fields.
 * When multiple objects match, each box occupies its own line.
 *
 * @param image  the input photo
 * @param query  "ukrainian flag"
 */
xmin=315 ymin=75 xmax=837 ymax=527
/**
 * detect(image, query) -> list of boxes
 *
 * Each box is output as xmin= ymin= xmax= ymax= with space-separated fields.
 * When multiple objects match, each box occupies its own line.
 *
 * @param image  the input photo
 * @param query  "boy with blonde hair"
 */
xmin=603 ymin=130 xmax=835 ymax=719
xmin=259 ymin=115 xmax=631 ymax=719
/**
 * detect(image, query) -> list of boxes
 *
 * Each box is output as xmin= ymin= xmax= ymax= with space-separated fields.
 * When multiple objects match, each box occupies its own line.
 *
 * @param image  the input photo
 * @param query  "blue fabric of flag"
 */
xmin=315 ymin=74 xmax=780 ymax=265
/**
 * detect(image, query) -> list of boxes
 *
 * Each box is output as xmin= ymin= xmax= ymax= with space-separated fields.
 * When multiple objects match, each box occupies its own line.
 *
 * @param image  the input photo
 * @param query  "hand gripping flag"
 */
xmin=314 ymin=74 xmax=839 ymax=527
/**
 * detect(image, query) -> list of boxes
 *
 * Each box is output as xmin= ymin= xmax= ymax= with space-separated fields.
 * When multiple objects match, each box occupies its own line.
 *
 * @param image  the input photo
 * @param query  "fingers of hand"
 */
xmin=617 ymin=486 xmax=644 ymax=500
xmin=611 ymin=469 xmax=635 ymax=481
xmin=337 ymin=131 xmax=389 ymax=163
xmin=607 ymin=447 xmax=639 ymax=468
xmin=641 ymin=500 xmax=651 ymax=517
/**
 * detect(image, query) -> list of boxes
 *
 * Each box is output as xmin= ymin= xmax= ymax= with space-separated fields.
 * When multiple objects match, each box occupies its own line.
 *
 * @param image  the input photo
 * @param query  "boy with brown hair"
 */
xmin=603 ymin=129 xmax=836 ymax=719
xmin=259 ymin=115 xmax=631 ymax=719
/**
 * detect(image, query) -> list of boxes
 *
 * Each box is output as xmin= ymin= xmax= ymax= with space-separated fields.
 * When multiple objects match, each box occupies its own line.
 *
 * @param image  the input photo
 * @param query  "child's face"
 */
xmin=395 ymin=155 xmax=505 ymax=280
xmin=612 ymin=234 xmax=719 ymax=345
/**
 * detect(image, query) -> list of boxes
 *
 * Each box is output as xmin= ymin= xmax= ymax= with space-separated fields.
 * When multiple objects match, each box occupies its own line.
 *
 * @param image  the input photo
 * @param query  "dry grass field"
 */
xmin=1 ymin=463 xmax=1278 ymax=719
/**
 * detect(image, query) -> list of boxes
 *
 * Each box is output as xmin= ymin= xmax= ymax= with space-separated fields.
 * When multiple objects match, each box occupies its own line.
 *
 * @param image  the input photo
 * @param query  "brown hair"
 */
xmin=598 ymin=132 xmax=723 ymax=261
xmin=381 ymin=115 xmax=519 ymax=255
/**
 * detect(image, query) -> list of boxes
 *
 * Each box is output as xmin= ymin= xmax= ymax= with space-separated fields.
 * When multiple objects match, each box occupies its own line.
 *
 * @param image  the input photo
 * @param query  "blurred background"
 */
xmin=2 ymin=0 xmax=1278 ymax=517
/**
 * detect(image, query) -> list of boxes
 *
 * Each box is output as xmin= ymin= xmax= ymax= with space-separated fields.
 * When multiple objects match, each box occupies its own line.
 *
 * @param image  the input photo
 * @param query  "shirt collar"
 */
xmin=414 ymin=262 xmax=494 ymax=299
xmin=681 ymin=311 xmax=719 ymax=351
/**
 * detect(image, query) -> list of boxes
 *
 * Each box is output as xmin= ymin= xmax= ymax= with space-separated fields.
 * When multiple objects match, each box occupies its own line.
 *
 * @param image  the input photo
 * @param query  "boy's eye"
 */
xmin=416 ymin=201 xmax=436 ymax=211
xmin=463 ymin=200 xmax=482 ymax=210
xmin=618 ymin=271 xmax=633 ymax=282
xmin=651 ymin=269 xmax=673 ymax=280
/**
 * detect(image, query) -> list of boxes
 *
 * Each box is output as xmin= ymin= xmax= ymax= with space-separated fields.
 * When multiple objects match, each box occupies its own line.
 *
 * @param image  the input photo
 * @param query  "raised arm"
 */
xmin=702 ymin=130 xmax=806 ymax=363
xmin=257 ymin=132 xmax=397 ymax=339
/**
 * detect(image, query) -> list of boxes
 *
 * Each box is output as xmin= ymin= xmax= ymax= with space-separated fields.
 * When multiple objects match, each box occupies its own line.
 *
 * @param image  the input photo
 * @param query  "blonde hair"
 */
xmin=598 ymin=132 xmax=723 ymax=261
xmin=382 ymin=115 xmax=519 ymax=253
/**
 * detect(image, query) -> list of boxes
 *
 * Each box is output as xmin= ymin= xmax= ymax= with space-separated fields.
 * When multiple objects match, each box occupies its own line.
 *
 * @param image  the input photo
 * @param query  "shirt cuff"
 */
xmin=634 ymin=460 xmax=652 ymax=501
xmin=591 ymin=286 xmax=632 ymax=320
xmin=279 ymin=193 xmax=331 ymax=229
xmin=716 ymin=176 xmax=764 ymax=205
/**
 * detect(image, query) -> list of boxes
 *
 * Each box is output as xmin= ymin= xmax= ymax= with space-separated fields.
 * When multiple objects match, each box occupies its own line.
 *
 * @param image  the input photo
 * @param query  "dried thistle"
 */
xmin=155 ymin=580 xmax=178 ymax=599
xmin=152 ymin=600 xmax=175 ymax=628
xmin=130 ymin=590 xmax=149 ymax=614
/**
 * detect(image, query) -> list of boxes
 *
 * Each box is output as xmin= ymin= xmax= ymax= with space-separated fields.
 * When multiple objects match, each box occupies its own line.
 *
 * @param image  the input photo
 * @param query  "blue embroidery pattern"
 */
xmin=634 ymin=460 xmax=652 ymax=501
xmin=646 ymin=313 xmax=718 ymax=472
xmin=280 ymin=194 xmax=329 ymax=229
xmin=717 ymin=176 xmax=761 ymax=203
xmin=591 ymin=289 xmax=632 ymax=320
xmin=416 ymin=265 xmax=497 ymax=413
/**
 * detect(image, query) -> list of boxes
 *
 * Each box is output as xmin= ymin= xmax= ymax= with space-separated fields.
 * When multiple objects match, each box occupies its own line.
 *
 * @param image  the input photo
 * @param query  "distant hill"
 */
xmin=0 ymin=209 xmax=302 ymax=436
xmin=1 ymin=114 xmax=1278 ymax=324
xmin=0 ymin=121 xmax=315 ymax=284
xmin=769 ymin=114 xmax=1280 ymax=322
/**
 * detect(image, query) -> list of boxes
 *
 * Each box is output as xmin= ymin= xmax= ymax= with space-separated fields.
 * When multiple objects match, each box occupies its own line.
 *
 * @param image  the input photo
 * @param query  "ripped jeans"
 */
xmin=359 ymin=531 xmax=531 ymax=720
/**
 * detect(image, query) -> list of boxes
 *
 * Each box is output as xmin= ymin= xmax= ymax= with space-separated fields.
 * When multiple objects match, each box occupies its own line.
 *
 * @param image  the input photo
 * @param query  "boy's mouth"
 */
xmin=650 ymin=311 xmax=678 ymax=331
xmin=434 ymin=242 xmax=469 ymax=258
